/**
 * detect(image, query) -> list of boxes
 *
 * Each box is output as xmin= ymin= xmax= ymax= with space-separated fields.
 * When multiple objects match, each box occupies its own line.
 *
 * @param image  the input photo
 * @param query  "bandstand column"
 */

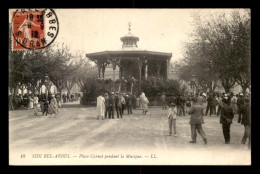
xmin=145 ymin=60 xmax=148 ymax=81
xmin=119 ymin=66 xmax=122 ymax=79
xmin=157 ymin=60 xmax=162 ymax=77
xmin=96 ymin=60 xmax=102 ymax=79
xmin=167 ymin=58 xmax=170 ymax=80
xmin=101 ymin=60 xmax=109 ymax=79
xmin=137 ymin=58 xmax=143 ymax=90
xmin=110 ymin=58 xmax=120 ymax=81
xmin=101 ymin=62 xmax=107 ymax=79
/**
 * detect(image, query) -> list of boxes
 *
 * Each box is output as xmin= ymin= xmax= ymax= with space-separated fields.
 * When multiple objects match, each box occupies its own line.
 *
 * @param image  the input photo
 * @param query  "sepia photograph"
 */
xmin=9 ymin=8 xmax=251 ymax=165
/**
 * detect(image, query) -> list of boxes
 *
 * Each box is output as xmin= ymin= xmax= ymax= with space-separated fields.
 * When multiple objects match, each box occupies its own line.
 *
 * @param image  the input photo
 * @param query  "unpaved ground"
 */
xmin=9 ymin=103 xmax=251 ymax=165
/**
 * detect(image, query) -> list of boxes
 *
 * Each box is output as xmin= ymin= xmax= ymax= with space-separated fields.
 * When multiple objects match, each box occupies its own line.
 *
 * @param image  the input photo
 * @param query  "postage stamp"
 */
xmin=12 ymin=8 xmax=59 ymax=50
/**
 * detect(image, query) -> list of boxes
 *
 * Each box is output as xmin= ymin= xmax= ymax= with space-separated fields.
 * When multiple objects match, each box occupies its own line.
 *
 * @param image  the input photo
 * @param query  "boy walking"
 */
xmin=167 ymin=103 xmax=177 ymax=137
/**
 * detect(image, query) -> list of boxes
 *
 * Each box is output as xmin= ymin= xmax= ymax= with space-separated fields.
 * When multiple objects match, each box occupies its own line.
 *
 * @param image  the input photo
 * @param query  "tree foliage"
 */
xmin=178 ymin=10 xmax=250 ymax=94
xmin=9 ymin=38 xmax=82 ymax=96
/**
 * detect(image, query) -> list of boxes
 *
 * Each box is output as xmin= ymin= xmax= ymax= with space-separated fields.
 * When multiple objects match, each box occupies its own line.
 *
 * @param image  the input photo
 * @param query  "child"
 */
xmin=42 ymin=99 xmax=49 ymax=116
xmin=167 ymin=103 xmax=177 ymax=136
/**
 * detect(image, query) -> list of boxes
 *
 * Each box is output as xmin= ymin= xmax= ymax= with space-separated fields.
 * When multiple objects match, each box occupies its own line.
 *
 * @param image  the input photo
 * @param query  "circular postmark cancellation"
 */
xmin=12 ymin=8 xmax=59 ymax=50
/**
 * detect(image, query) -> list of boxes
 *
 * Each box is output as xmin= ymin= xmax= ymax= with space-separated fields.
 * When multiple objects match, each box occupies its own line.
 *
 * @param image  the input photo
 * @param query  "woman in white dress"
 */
xmin=97 ymin=93 xmax=105 ymax=120
xmin=28 ymin=94 xmax=34 ymax=109
xmin=141 ymin=93 xmax=149 ymax=114
xmin=49 ymin=95 xmax=58 ymax=117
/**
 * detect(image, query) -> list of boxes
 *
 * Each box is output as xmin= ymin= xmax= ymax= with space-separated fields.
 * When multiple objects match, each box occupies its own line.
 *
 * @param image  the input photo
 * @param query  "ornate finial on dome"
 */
xmin=120 ymin=22 xmax=139 ymax=48
xmin=128 ymin=22 xmax=131 ymax=34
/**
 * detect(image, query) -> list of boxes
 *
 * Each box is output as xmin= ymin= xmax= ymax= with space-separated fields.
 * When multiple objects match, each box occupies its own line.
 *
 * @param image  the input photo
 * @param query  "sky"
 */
xmin=53 ymin=9 xmax=195 ymax=63
xmin=9 ymin=9 xmax=246 ymax=63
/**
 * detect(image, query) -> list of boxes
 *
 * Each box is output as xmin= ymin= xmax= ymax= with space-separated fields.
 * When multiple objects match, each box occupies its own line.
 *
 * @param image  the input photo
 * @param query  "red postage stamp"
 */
xmin=12 ymin=9 xmax=59 ymax=50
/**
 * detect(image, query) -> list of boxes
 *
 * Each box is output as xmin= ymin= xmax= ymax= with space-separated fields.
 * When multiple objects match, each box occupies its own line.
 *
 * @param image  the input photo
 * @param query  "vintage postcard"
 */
xmin=9 ymin=8 xmax=251 ymax=165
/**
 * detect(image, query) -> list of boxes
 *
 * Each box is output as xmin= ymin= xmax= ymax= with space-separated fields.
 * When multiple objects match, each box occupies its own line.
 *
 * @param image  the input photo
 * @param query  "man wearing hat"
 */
xmin=237 ymin=93 xmax=245 ymax=123
xmin=217 ymin=97 xmax=234 ymax=144
xmin=167 ymin=103 xmax=177 ymax=136
xmin=205 ymin=93 xmax=214 ymax=116
xmin=115 ymin=92 xmax=122 ymax=118
xmin=160 ymin=92 xmax=167 ymax=110
xmin=240 ymin=97 xmax=250 ymax=146
xmin=187 ymin=97 xmax=207 ymax=144
xmin=108 ymin=92 xmax=116 ymax=119
xmin=104 ymin=93 xmax=110 ymax=119
xmin=125 ymin=93 xmax=133 ymax=115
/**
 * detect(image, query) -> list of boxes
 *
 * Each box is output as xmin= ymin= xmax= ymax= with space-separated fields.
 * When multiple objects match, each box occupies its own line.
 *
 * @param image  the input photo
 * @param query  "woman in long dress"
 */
xmin=141 ymin=93 xmax=149 ymax=114
xmin=97 ymin=93 xmax=105 ymax=120
xmin=28 ymin=95 xmax=34 ymax=109
xmin=49 ymin=95 xmax=58 ymax=117
xmin=139 ymin=93 xmax=143 ymax=109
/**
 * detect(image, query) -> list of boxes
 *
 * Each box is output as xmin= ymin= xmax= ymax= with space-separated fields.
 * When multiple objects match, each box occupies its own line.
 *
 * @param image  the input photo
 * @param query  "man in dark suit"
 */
xmin=237 ymin=93 xmax=244 ymax=123
xmin=180 ymin=94 xmax=186 ymax=116
xmin=218 ymin=96 xmax=234 ymax=144
xmin=205 ymin=93 xmax=214 ymax=116
xmin=125 ymin=94 xmax=133 ymax=115
xmin=239 ymin=97 xmax=250 ymax=145
xmin=160 ymin=92 xmax=167 ymax=110
xmin=115 ymin=92 xmax=122 ymax=118
xmin=109 ymin=92 xmax=116 ymax=119
xmin=176 ymin=95 xmax=182 ymax=116
xmin=132 ymin=94 xmax=137 ymax=109
xmin=187 ymin=97 xmax=207 ymax=144
xmin=104 ymin=93 xmax=110 ymax=119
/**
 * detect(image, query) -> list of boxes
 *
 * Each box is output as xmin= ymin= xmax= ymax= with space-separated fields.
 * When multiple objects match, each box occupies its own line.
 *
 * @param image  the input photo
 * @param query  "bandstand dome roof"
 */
xmin=86 ymin=50 xmax=172 ymax=60
xmin=86 ymin=23 xmax=172 ymax=61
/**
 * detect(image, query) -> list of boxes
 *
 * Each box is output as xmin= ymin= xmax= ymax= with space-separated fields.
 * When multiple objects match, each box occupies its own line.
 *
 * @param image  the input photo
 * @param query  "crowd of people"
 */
xmin=161 ymin=91 xmax=250 ymax=117
xmin=9 ymin=93 xmax=62 ymax=117
xmin=62 ymin=93 xmax=79 ymax=103
xmin=9 ymin=92 xmax=80 ymax=111
xmin=9 ymin=92 xmax=82 ymax=118
xmin=96 ymin=91 xmax=149 ymax=120
xmin=96 ymin=90 xmax=250 ymax=147
xmin=165 ymin=91 xmax=250 ymax=147
xmin=10 ymin=89 xmax=250 ymax=147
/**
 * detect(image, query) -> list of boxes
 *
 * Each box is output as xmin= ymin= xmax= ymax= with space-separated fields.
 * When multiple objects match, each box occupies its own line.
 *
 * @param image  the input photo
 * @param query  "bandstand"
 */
xmin=86 ymin=23 xmax=172 ymax=92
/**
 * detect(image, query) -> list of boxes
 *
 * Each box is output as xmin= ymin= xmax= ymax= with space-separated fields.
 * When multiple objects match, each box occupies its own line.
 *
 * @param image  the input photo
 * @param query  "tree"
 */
xmin=229 ymin=10 xmax=251 ymax=94
xmin=22 ymin=49 xmax=51 ymax=94
xmin=178 ymin=10 xmax=250 ymax=94
xmin=9 ymin=24 xmax=27 ymax=95
xmin=177 ymin=42 xmax=218 ymax=93
xmin=47 ymin=44 xmax=79 ymax=99
xmin=9 ymin=21 xmax=84 ymax=97
xmin=75 ymin=59 xmax=98 ymax=91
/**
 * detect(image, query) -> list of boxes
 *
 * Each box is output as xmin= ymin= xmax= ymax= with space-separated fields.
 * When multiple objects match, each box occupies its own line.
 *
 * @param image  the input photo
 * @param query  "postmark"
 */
xmin=12 ymin=8 xmax=59 ymax=50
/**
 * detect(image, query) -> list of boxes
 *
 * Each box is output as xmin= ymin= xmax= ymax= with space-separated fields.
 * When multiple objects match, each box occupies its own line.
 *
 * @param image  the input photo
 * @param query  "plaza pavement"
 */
xmin=9 ymin=102 xmax=251 ymax=165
